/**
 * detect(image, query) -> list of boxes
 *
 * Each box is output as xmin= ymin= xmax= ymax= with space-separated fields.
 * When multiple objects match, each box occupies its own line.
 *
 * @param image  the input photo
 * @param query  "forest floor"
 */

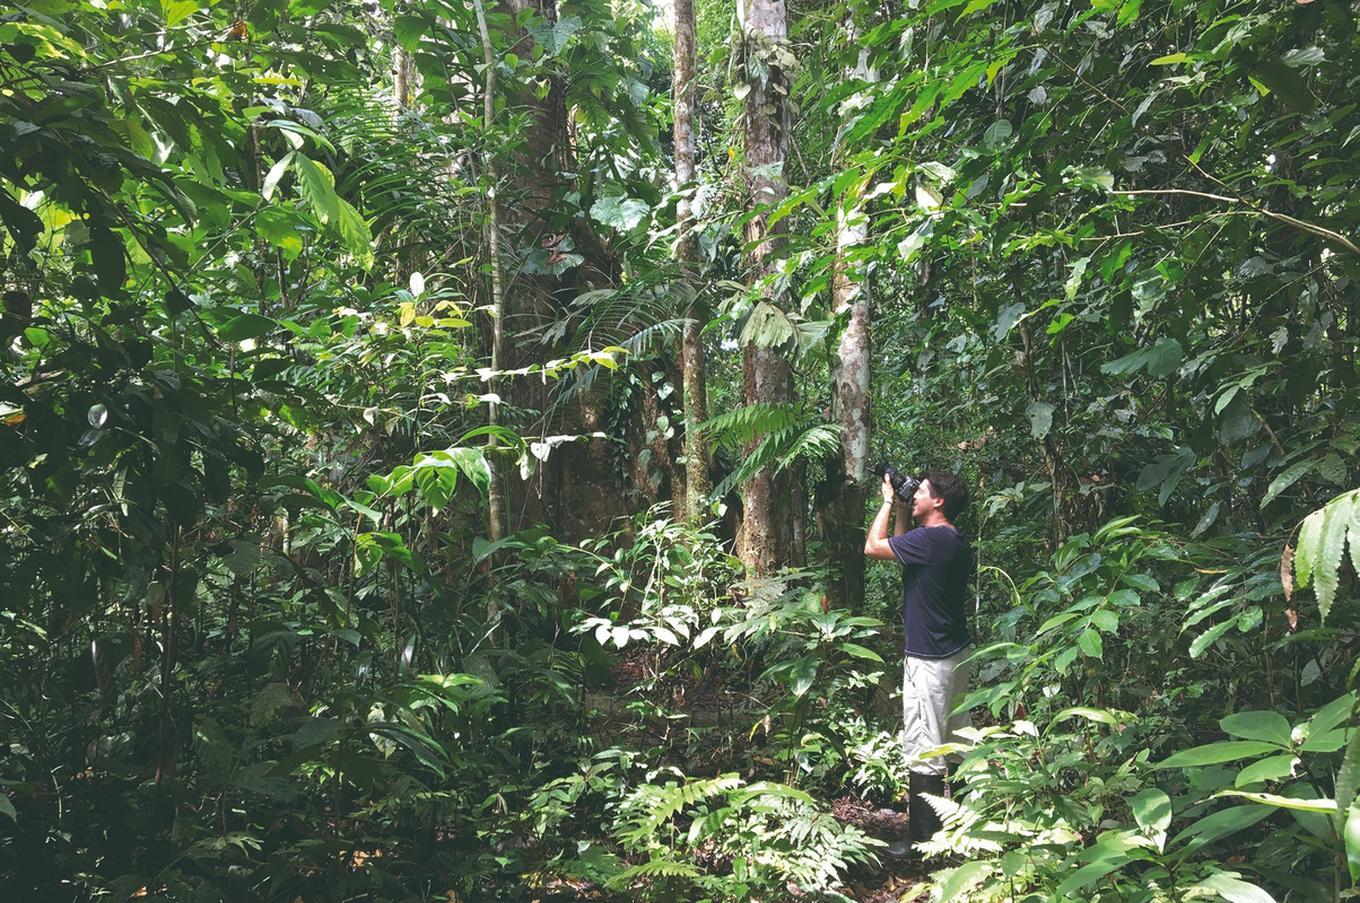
xmin=527 ymin=651 xmax=937 ymax=901
xmin=527 ymin=793 xmax=930 ymax=901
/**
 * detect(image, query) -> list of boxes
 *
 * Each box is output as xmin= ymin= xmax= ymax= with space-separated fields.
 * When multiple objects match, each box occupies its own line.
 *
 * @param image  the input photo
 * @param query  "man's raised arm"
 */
xmin=864 ymin=476 xmax=899 ymax=561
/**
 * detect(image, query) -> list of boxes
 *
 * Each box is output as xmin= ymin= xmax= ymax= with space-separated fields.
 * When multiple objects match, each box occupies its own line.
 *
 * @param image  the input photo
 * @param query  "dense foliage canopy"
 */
xmin=2 ymin=0 xmax=1359 ymax=899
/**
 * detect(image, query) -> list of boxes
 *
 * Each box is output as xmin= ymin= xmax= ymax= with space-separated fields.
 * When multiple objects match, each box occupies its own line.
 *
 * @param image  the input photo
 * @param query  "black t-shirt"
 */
xmin=889 ymin=525 xmax=973 ymax=658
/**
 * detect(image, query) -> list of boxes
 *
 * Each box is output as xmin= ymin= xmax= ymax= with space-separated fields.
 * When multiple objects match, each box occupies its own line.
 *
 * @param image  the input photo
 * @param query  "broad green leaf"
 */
xmin=1131 ymin=787 xmax=1171 ymax=836
xmin=789 ymin=654 xmax=818 ymax=697
xmin=839 ymin=642 xmax=883 ymax=663
xmin=937 ymin=860 xmax=991 ymax=900
xmin=1190 ymin=618 xmax=1237 ymax=658
xmin=1282 ymin=46 xmax=1325 ymax=68
xmin=1190 ymin=870 xmax=1277 ymax=903
xmin=1156 ymin=740 xmax=1280 ymax=769
xmin=218 ymin=313 xmax=277 ymax=342
xmin=1219 ymin=711 xmax=1291 ymax=747
xmin=982 ymin=119 xmax=1013 ymax=147
xmin=1136 ymin=447 xmax=1195 ymax=506
xmin=1147 ymin=338 xmax=1183 ymax=377
xmin=1077 ymin=627 xmax=1103 ymax=659
xmin=1171 ymin=805 xmax=1272 ymax=853
xmin=293 ymin=154 xmax=340 ymax=227
xmin=590 ymin=194 xmax=650 ymax=232
xmin=992 ymin=302 xmax=1025 ymax=340
xmin=1308 ymin=692 xmax=1357 ymax=736
xmin=1300 ymin=727 xmax=1350 ymax=753
xmin=1260 ymin=459 xmax=1314 ymax=508
xmin=1090 ymin=608 xmax=1119 ymax=633
xmin=162 ymin=0 xmax=200 ymax=26
xmin=1234 ymin=754 xmax=1297 ymax=788
xmin=256 ymin=206 xmax=304 ymax=259
xmin=393 ymin=14 xmax=426 ymax=50
xmin=1036 ymin=611 xmax=1080 ymax=635
xmin=1103 ymin=338 xmax=1182 ymax=378
xmin=0 ymin=793 xmax=14 ymax=823
xmin=472 ymin=535 xmax=512 ymax=563
xmin=1056 ymin=833 xmax=1140 ymax=895
xmin=1052 ymin=706 xmax=1129 ymax=727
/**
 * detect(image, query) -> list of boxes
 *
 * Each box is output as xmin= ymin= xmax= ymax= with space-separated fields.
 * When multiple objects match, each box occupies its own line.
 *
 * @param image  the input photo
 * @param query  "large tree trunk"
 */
xmin=673 ymin=0 xmax=710 ymax=522
xmin=738 ymin=0 xmax=794 ymax=574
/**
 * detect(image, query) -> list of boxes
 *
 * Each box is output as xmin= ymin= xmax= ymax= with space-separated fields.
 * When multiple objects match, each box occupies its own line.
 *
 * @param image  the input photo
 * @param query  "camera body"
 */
xmin=877 ymin=462 xmax=920 ymax=503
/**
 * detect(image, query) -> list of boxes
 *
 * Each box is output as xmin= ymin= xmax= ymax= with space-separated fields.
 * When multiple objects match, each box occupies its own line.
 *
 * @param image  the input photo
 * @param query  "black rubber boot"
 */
xmin=908 ymin=771 xmax=947 ymax=852
xmin=949 ymin=765 xmax=966 ymax=801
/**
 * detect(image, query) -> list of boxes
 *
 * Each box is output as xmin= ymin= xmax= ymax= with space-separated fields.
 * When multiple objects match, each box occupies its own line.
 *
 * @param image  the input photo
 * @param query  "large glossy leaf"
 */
xmin=1156 ymin=741 xmax=1281 ymax=769
xmin=1219 ymin=711 xmax=1292 ymax=747
xmin=1170 ymin=805 xmax=1273 ymax=853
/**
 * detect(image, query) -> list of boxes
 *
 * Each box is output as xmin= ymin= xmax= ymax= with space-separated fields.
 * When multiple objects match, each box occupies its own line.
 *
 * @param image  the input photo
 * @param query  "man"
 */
xmin=864 ymin=469 xmax=973 ymax=855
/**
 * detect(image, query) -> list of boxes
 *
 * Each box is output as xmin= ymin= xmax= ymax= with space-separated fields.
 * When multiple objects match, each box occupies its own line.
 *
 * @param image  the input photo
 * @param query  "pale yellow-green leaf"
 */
xmin=1313 ymin=496 xmax=1352 ymax=622
xmin=1294 ymin=506 xmax=1325 ymax=589
xmin=1213 ymin=790 xmax=1337 ymax=813
xmin=162 ymin=0 xmax=200 ymax=26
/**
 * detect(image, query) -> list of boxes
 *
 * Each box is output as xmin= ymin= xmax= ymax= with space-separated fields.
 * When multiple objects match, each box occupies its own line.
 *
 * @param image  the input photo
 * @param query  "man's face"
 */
xmin=912 ymin=479 xmax=940 ymax=519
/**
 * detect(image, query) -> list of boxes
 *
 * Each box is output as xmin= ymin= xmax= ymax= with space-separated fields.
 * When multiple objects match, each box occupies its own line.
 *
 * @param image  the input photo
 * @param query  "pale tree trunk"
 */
xmin=392 ymin=44 xmax=425 ymax=287
xmin=738 ymin=0 xmax=793 ymax=573
xmin=473 ymin=0 xmax=507 ymax=542
xmin=828 ymin=198 xmax=870 ymax=606
xmin=826 ymin=42 xmax=874 ymax=608
xmin=393 ymin=45 xmax=418 ymax=110
xmin=673 ymin=0 xmax=710 ymax=522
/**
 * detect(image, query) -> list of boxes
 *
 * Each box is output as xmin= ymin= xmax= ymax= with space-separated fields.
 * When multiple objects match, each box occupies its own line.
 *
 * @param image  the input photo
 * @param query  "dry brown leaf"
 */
xmin=1280 ymin=543 xmax=1295 ymax=602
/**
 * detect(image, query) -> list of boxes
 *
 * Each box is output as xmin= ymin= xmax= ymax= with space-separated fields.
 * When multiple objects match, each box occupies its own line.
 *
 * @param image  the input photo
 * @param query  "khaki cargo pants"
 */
xmin=902 ymin=646 xmax=972 ymax=776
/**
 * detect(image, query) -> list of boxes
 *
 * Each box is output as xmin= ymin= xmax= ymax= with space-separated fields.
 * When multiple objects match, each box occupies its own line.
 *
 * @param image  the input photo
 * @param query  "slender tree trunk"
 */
xmin=738 ymin=0 xmax=793 ymax=573
xmin=673 ymin=0 xmax=710 ymax=522
xmin=828 ymin=198 xmax=870 ymax=606
xmin=393 ymin=44 xmax=417 ymax=110
xmin=826 ymin=39 xmax=874 ymax=607
xmin=473 ymin=0 xmax=506 ymax=542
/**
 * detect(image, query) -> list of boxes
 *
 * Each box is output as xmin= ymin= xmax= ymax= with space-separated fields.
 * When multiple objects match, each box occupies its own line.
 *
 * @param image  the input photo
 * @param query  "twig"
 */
xmin=1113 ymin=188 xmax=1360 ymax=256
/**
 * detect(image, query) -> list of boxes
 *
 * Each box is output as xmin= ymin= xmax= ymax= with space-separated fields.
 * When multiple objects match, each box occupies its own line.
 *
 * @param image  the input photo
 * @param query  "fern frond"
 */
xmin=697 ymin=403 xmax=801 ymax=448
xmin=614 ymin=773 xmax=743 ymax=850
xmin=605 ymin=854 xmax=703 ymax=889
xmin=774 ymin=424 xmax=841 ymax=474
xmin=710 ymin=422 xmax=841 ymax=501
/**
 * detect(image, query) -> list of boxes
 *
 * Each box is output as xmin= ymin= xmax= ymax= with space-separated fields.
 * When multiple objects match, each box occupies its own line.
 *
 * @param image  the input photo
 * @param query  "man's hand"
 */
xmin=881 ymin=474 xmax=896 ymax=505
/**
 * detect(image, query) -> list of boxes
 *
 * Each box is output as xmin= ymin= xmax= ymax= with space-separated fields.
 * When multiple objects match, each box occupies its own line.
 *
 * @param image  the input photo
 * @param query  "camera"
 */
xmin=877 ymin=462 xmax=920 ymax=502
